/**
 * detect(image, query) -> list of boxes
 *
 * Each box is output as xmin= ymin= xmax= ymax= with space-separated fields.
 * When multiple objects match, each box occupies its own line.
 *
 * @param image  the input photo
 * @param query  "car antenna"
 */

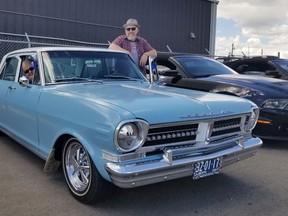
xmin=166 ymin=45 xmax=173 ymax=53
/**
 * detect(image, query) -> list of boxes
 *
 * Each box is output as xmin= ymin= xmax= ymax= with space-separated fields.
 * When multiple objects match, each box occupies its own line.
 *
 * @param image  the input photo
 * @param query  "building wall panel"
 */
xmin=0 ymin=0 xmax=214 ymax=54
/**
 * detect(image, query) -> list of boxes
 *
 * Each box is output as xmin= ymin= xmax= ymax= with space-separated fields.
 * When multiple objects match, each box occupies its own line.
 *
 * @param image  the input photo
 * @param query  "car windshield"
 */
xmin=41 ymin=50 xmax=146 ymax=84
xmin=173 ymin=56 xmax=238 ymax=78
xmin=272 ymin=59 xmax=288 ymax=73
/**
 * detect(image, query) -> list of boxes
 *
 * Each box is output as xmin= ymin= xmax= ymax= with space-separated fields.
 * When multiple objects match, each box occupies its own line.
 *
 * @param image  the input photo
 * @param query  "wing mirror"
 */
xmin=235 ymin=64 xmax=248 ymax=73
xmin=265 ymin=70 xmax=280 ymax=78
xmin=159 ymin=70 xmax=179 ymax=77
xmin=19 ymin=76 xmax=29 ymax=87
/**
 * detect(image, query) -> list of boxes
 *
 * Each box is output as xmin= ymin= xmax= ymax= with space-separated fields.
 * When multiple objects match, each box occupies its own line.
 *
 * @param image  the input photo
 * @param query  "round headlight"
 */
xmin=244 ymin=108 xmax=259 ymax=132
xmin=115 ymin=120 xmax=149 ymax=152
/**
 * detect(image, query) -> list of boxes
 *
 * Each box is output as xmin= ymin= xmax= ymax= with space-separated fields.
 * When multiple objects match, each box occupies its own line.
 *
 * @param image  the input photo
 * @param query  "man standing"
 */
xmin=109 ymin=18 xmax=157 ymax=74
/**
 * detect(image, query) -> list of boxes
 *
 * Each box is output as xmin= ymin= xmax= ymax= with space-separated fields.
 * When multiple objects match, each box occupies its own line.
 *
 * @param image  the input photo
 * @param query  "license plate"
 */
xmin=193 ymin=157 xmax=222 ymax=180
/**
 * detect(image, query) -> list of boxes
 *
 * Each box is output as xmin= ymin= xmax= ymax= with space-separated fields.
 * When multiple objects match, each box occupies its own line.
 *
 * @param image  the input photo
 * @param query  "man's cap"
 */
xmin=123 ymin=18 xmax=140 ymax=28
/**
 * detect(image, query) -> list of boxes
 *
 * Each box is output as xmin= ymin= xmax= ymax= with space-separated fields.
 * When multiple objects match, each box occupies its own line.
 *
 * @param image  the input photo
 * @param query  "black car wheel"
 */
xmin=62 ymin=138 xmax=112 ymax=204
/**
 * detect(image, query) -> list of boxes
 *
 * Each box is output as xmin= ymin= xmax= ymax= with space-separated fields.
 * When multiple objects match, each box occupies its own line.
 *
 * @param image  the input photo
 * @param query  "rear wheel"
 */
xmin=62 ymin=138 xmax=112 ymax=204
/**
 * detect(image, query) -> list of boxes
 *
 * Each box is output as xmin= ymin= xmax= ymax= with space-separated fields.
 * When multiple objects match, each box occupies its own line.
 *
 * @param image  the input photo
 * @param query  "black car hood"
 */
xmin=163 ymin=73 xmax=288 ymax=106
xmin=199 ymin=74 xmax=288 ymax=96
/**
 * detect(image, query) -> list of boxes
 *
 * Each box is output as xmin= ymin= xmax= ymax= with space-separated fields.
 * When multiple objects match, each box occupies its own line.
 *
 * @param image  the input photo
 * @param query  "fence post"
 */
xmin=25 ymin=32 xmax=31 ymax=48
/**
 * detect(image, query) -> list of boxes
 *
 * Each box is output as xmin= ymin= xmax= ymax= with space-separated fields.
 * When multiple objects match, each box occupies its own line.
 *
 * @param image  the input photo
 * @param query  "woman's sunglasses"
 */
xmin=24 ymin=67 xmax=34 ymax=74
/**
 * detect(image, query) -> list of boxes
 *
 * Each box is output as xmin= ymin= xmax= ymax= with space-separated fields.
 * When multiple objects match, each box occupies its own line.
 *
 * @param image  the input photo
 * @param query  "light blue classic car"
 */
xmin=0 ymin=47 xmax=262 ymax=204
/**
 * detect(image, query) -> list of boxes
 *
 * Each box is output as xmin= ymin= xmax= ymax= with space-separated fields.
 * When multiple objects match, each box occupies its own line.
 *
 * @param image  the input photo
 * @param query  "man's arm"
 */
xmin=143 ymin=49 xmax=157 ymax=57
xmin=140 ymin=49 xmax=157 ymax=67
xmin=108 ymin=43 xmax=132 ymax=59
xmin=108 ymin=43 xmax=129 ymax=53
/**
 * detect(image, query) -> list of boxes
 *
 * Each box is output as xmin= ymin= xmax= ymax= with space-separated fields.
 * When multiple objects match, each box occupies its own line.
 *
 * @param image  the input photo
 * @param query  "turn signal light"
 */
xmin=257 ymin=119 xmax=271 ymax=124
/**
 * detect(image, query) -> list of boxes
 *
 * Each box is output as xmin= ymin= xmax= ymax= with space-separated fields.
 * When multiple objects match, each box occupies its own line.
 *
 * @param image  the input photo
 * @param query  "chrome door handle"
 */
xmin=8 ymin=86 xmax=16 ymax=90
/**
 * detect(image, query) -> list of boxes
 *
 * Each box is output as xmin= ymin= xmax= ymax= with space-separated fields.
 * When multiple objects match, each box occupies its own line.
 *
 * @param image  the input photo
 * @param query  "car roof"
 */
xmin=156 ymin=51 xmax=209 ymax=60
xmin=224 ymin=56 xmax=283 ymax=66
xmin=6 ymin=46 xmax=126 ymax=55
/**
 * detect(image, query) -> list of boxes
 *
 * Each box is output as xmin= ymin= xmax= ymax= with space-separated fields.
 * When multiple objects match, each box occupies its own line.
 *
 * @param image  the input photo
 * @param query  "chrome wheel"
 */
xmin=62 ymin=138 xmax=113 ymax=204
xmin=64 ymin=139 xmax=91 ymax=194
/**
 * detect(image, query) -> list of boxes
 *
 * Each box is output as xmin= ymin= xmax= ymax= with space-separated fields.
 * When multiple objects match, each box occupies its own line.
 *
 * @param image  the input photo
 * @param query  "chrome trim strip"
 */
xmin=102 ymin=135 xmax=245 ymax=162
xmin=147 ymin=113 xmax=248 ymax=129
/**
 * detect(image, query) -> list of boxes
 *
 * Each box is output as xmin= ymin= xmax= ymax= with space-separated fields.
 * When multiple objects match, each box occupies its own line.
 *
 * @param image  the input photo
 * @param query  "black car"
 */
xmin=152 ymin=52 xmax=288 ymax=141
xmin=224 ymin=56 xmax=288 ymax=80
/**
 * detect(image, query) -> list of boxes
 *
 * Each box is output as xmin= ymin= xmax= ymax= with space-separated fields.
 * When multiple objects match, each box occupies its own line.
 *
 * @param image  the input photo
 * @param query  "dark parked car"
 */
xmin=224 ymin=56 xmax=288 ymax=80
xmin=152 ymin=52 xmax=288 ymax=141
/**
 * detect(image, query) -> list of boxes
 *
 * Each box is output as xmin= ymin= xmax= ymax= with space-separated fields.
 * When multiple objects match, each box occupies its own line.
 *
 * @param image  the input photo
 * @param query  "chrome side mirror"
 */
xmin=19 ymin=76 xmax=29 ymax=87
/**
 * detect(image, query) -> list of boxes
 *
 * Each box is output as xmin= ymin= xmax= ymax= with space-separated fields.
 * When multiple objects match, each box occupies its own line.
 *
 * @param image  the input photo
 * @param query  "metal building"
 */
xmin=0 ymin=0 xmax=218 ymax=55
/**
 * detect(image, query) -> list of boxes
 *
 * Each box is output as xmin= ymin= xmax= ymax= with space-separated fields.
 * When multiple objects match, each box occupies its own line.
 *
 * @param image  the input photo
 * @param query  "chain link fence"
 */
xmin=0 ymin=32 xmax=109 ymax=60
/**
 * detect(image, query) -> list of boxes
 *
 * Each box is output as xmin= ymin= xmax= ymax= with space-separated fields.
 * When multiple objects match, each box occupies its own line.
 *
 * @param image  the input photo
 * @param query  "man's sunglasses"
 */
xmin=125 ymin=27 xmax=136 ymax=31
xmin=24 ymin=67 xmax=34 ymax=74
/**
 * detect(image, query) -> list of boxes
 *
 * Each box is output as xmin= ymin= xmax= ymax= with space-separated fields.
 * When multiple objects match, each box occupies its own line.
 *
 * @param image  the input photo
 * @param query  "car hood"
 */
xmin=50 ymin=82 xmax=254 ymax=124
xmin=201 ymin=74 xmax=288 ymax=96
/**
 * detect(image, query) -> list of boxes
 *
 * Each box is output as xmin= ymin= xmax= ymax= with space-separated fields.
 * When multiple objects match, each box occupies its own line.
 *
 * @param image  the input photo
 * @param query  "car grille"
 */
xmin=143 ymin=116 xmax=243 ymax=148
xmin=145 ymin=124 xmax=198 ymax=146
xmin=211 ymin=117 xmax=242 ymax=136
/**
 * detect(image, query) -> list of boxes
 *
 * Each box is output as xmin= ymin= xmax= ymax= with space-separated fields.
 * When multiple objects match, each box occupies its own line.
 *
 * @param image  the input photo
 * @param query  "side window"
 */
xmin=247 ymin=63 xmax=272 ymax=72
xmin=0 ymin=57 xmax=19 ymax=81
xmin=20 ymin=54 xmax=41 ymax=85
xmin=157 ymin=65 xmax=171 ymax=73
xmin=156 ymin=60 xmax=175 ymax=73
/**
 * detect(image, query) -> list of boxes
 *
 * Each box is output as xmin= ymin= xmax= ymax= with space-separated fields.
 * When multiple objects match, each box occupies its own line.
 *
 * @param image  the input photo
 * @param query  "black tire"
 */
xmin=62 ymin=138 xmax=113 ymax=204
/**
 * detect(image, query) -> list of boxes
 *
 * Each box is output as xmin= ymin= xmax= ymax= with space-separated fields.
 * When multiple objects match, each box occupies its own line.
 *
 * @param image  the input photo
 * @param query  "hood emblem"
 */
xmin=180 ymin=110 xmax=233 ymax=119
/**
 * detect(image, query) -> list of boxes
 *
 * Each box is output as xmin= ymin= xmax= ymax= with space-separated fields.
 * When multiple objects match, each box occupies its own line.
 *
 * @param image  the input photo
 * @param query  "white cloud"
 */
xmin=216 ymin=0 xmax=288 ymax=58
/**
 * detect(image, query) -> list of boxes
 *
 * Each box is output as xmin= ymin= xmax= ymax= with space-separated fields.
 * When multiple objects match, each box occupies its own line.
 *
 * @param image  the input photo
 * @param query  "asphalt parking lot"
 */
xmin=0 ymin=136 xmax=287 ymax=216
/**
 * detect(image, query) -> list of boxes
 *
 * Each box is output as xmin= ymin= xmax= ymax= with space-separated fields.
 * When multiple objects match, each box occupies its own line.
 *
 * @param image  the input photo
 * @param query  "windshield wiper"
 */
xmin=193 ymin=74 xmax=213 ymax=78
xmin=103 ymin=75 xmax=140 ymax=81
xmin=54 ymin=77 xmax=98 ymax=83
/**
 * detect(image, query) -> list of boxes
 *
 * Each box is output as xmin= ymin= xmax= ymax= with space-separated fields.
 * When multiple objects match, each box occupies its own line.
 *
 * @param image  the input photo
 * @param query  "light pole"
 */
xmin=246 ymin=42 xmax=250 ymax=56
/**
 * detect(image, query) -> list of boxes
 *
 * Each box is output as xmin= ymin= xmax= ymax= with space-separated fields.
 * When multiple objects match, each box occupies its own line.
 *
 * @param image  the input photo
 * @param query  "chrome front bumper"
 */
xmin=105 ymin=137 xmax=262 ymax=188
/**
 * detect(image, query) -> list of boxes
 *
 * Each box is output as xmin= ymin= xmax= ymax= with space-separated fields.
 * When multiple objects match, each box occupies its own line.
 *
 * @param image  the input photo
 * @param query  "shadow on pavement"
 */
xmin=261 ymin=139 xmax=288 ymax=150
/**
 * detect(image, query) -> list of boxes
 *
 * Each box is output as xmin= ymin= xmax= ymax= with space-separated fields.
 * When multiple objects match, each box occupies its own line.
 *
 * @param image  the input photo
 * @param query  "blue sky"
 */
xmin=217 ymin=18 xmax=240 ymax=38
xmin=215 ymin=0 xmax=288 ymax=58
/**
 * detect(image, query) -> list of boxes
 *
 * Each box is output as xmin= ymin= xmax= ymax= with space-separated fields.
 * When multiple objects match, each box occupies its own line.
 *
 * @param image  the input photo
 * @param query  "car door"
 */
xmin=0 ymin=56 xmax=19 ymax=128
xmin=2 ymin=54 xmax=42 ymax=151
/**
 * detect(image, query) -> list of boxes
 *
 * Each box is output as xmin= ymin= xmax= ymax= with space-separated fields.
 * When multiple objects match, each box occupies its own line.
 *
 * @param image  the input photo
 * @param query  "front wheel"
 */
xmin=62 ymin=138 xmax=112 ymax=204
